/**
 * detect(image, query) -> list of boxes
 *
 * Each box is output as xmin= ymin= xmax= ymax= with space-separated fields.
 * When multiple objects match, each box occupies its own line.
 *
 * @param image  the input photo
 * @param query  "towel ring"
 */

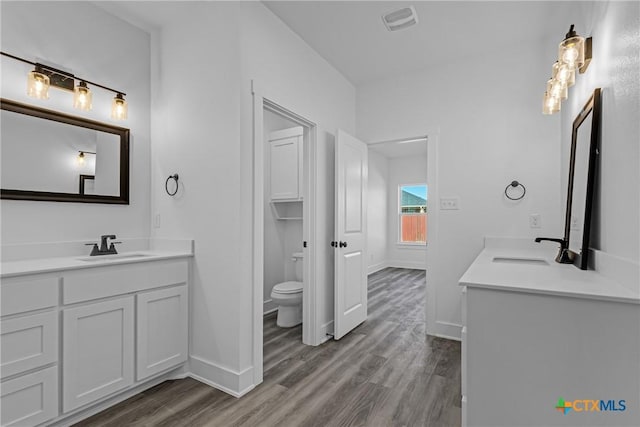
xmin=505 ymin=180 xmax=526 ymax=201
xmin=165 ymin=174 xmax=179 ymax=196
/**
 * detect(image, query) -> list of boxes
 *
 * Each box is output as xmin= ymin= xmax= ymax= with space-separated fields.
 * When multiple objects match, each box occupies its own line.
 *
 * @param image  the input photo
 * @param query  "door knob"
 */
xmin=339 ymin=241 xmax=347 ymax=248
xmin=330 ymin=241 xmax=337 ymax=248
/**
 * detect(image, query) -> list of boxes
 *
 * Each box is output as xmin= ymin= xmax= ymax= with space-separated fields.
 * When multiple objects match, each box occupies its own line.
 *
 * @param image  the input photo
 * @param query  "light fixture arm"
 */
xmin=1 ymin=51 xmax=126 ymax=96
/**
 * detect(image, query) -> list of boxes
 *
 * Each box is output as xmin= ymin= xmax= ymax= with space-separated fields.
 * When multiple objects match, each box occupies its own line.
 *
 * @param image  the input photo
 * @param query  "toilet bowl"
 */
xmin=271 ymin=252 xmax=303 ymax=327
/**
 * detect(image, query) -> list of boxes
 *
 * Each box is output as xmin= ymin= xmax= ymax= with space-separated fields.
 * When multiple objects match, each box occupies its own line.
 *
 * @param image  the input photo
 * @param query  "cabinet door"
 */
xmin=1 ymin=310 xmax=58 ymax=378
xmin=62 ymin=297 xmax=134 ymax=413
xmin=270 ymin=136 xmax=301 ymax=200
xmin=136 ymin=285 xmax=188 ymax=381
xmin=0 ymin=366 xmax=58 ymax=427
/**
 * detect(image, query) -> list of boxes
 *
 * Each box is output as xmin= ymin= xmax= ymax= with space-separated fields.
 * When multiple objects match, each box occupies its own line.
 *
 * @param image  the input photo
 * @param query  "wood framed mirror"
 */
xmin=565 ymin=88 xmax=601 ymax=269
xmin=1 ymin=99 xmax=130 ymax=204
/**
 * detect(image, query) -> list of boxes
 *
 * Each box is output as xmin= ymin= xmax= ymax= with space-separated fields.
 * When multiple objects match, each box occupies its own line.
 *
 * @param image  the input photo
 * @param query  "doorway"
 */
xmin=251 ymin=83 xmax=319 ymax=387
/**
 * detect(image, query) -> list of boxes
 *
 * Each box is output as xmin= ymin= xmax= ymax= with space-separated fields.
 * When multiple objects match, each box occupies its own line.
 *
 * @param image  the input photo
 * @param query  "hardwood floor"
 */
xmin=75 ymin=268 xmax=461 ymax=427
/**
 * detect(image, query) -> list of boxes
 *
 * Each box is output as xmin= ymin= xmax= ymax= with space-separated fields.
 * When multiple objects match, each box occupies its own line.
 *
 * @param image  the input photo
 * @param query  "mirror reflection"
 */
xmin=568 ymin=112 xmax=592 ymax=254
xmin=0 ymin=99 xmax=129 ymax=204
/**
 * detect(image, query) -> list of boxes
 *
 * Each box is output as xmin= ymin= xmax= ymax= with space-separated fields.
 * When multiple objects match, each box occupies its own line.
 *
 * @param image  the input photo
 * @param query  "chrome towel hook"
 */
xmin=505 ymin=180 xmax=526 ymax=200
xmin=165 ymin=174 xmax=179 ymax=196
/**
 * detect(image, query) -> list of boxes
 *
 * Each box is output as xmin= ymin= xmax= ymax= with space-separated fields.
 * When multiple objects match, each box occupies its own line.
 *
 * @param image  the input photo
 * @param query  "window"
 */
xmin=399 ymin=184 xmax=427 ymax=244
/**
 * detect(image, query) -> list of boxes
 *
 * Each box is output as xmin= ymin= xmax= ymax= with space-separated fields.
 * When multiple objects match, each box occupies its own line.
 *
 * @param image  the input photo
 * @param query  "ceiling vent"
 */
xmin=382 ymin=6 xmax=418 ymax=32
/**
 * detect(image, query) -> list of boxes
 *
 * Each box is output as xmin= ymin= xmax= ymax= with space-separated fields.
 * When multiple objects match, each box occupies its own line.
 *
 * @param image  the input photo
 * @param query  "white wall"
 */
xmin=367 ymin=150 xmax=388 ymax=273
xmin=560 ymin=1 xmax=639 ymax=274
xmin=263 ymin=111 xmax=302 ymax=313
xmin=387 ymin=156 xmax=428 ymax=269
xmin=150 ymin=1 xmax=355 ymax=394
xmin=357 ymin=38 xmax=562 ymax=339
xmin=0 ymin=2 xmax=151 ymax=246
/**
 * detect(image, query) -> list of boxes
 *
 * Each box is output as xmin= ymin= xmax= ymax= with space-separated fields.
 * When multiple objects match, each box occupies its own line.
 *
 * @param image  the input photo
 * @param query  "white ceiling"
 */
xmin=263 ymin=1 xmax=580 ymax=85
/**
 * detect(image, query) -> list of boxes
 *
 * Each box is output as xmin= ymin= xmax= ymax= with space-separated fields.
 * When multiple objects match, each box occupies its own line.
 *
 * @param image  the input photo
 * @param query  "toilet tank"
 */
xmin=292 ymin=252 xmax=304 ymax=281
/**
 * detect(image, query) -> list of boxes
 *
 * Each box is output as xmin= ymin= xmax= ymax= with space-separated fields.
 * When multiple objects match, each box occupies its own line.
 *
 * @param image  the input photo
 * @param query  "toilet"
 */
xmin=270 ymin=252 xmax=303 ymax=327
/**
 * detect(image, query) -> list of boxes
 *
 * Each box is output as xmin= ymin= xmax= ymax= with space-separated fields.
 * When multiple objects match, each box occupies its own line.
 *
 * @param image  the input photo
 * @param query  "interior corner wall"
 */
xmin=150 ymin=1 xmax=355 ymax=393
xmin=367 ymin=150 xmax=389 ymax=273
xmin=560 ymin=1 xmax=640 ymax=267
xmin=356 ymin=39 xmax=562 ymax=338
xmin=238 ymin=2 xmax=356 ymax=353
xmin=386 ymin=156 xmax=428 ymax=270
xmin=0 ymin=1 xmax=151 ymax=244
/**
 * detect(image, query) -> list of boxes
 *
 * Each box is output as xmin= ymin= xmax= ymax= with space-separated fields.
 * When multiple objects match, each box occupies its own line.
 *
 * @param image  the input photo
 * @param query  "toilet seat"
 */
xmin=273 ymin=281 xmax=302 ymax=294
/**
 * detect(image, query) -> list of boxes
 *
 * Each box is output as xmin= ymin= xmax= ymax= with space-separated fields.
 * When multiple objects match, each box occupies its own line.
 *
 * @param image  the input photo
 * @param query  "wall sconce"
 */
xmin=542 ymin=25 xmax=592 ymax=115
xmin=2 ymin=51 xmax=128 ymax=120
xmin=77 ymin=151 xmax=96 ymax=167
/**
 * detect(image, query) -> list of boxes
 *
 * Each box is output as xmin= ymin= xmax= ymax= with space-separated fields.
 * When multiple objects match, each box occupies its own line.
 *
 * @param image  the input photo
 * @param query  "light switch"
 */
xmin=154 ymin=214 xmax=161 ymax=228
xmin=440 ymin=197 xmax=460 ymax=210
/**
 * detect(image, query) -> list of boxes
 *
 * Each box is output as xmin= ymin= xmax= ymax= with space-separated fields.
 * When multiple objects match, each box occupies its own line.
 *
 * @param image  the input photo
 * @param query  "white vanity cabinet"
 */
xmin=460 ymin=247 xmax=640 ymax=426
xmin=269 ymin=127 xmax=303 ymax=202
xmin=1 ymin=253 xmax=191 ymax=426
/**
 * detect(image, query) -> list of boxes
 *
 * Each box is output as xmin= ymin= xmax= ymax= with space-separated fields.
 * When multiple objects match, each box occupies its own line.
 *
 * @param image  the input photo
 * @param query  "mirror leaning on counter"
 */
xmin=0 ymin=98 xmax=130 ymax=204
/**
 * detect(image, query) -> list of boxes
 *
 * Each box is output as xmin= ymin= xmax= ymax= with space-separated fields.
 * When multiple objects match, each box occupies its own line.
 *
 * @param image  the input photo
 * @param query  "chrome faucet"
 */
xmin=85 ymin=235 xmax=120 ymax=256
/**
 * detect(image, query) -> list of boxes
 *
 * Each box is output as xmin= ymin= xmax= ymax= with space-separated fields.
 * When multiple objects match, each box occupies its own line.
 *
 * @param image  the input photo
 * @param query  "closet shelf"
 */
xmin=270 ymin=200 xmax=302 ymax=220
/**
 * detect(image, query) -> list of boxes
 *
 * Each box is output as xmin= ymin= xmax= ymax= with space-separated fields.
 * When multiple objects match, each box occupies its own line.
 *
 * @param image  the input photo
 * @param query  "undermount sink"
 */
xmin=492 ymin=256 xmax=549 ymax=266
xmin=77 ymin=253 xmax=151 ymax=262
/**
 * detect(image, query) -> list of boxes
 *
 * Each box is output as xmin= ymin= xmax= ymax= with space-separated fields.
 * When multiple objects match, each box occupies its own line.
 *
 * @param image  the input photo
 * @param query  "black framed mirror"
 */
xmin=1 ymin=99 xmax=129 ymax=204
xmin=565 ymin=88 xmax=602 ymax=269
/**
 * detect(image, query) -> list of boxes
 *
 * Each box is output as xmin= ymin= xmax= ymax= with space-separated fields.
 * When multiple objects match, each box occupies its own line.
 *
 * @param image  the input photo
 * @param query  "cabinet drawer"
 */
xmin=0 ymin=366 xmax=58 ymax=427
xmin=1 ymin=311 xmax=58 ymax=378
xmin=1 ymin=276 xmax=58 ymax=316
xmin=63 ymin=259 xmax=188 ymax=304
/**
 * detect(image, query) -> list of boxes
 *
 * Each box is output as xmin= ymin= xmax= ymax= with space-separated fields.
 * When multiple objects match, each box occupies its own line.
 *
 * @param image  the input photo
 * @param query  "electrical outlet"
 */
xmin=440 ymin=197 xmax=460 ymax=210
xmin=529 ymin=214 xmax=541 ymax=228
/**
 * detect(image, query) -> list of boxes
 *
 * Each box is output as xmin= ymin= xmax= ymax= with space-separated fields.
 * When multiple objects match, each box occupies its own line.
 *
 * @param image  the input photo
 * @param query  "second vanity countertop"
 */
xmin=460 ymin=245 xmax=640 ymax=305
xmin=1 ymin=239 xmax=194 ymax=278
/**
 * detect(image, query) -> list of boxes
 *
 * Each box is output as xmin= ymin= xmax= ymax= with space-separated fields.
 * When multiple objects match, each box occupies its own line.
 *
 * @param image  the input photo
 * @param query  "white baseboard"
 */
xmin=320 ymin=320 xmax=334 ymax=343
xmin=433 ymin=320 xmax=462 ymax=341
xmin=263 ymin=298 xmax=277 ymax=314
xmin=368 ymin=261 xmax=389 ymax=275
xmin=189 ymin=355 xmax=255 ymax=397
xmin=387 ymin=260 xmax=426 ymax=270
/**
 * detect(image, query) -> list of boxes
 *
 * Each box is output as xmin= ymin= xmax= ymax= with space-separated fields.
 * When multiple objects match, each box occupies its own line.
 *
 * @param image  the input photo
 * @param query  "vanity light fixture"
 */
xmin=542 ymin=25 xmax=592 ymax=115
xmin=77 ymin=151 xmax=96 ymax=166
xmin=1 ymin=51 xmax=128 ymax=120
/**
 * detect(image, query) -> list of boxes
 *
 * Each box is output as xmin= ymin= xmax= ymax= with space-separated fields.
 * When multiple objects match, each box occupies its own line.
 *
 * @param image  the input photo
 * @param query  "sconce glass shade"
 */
xmin=77 ymin=151 xmax=86 ymax=166
xmin=552 ymin=61 xmax=575 ymax=88
xmin=27 ymin=69 xmax=50 ymax=99
xmin=547 ymin=78 xmax=568 ymax=101
xmin=111 ymin=93 xmax=128 ymax=120
xmin=542 ymin=91 xmax=561 ymax=115
xmin=73 ymin=81 xmax=92 ymax=111
xmin=558 ymin=26 xmax=585 ymax=70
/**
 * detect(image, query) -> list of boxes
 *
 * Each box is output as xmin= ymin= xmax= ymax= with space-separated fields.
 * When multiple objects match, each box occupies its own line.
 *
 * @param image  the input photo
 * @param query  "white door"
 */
xmin=62 ymin=296 xmax=134 ymax=412
xmin=334 ymin=129 xmax=368 ymax=340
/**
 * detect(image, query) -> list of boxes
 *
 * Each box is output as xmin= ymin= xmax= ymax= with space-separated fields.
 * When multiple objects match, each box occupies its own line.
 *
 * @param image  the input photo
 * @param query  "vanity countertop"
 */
xmin=460 ymin=246 xmax=640 ymax=304
xmin=1 ymin=250 xmax=193 ymax=278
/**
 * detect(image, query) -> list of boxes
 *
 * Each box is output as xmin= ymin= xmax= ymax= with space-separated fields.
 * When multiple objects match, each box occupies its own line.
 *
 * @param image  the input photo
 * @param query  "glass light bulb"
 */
xmin=73 ymin=82 xmax=92 ymax=111
xmin=546 ymin=78 xmax=568 ymax=101
xmin=542 ymin=91 xmax=561 ymax=115
xmin=77 ymin=152 xmax=86 ymax=166
xmin=558 ymin=35 xmax=585 ymax=70
xmin=111 ymin=94 xmax=128 ymax=120
xmin=27 ymin=70 xmax=50 ymax=99
xmin=552 ymin=61 xmax=575 ymax=87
